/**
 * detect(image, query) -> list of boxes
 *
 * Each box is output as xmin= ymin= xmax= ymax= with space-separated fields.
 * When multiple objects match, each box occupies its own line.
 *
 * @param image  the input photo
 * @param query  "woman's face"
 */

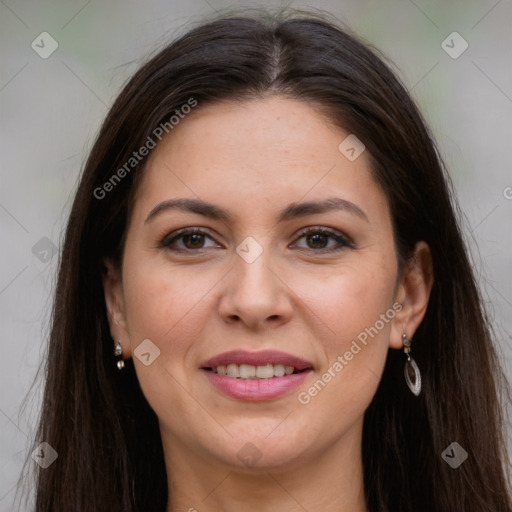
xmin=105 ymin=96 xmax=415 ymax=472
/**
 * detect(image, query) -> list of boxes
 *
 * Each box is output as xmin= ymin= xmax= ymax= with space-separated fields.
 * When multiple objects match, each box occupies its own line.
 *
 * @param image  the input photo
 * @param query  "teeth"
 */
xmin=255 ymin=364 xmax=273 ymax=378
xmin=240 ymin=364 xmax=256 ymax=378
xmin=274 ymin=364 xmax=285 ymax=377
xmin=211 ymin=363 xmax=297 ymax=379
xmin=226 ymin=363 xmax=239 ymax=378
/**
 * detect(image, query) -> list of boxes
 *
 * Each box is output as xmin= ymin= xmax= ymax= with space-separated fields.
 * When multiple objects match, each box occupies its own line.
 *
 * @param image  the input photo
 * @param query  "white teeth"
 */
xmin=255 ymin=364 xmax=273 ymax=379
xmin=210 ymin=363 xmax=300 ymax=379
xmin=226 ymin=363 xmax=240 ymax=378
xmin=273 ymin=364 xmax=285 ymax=377
xmin=240 ymin=364 xmax=256 ymax=378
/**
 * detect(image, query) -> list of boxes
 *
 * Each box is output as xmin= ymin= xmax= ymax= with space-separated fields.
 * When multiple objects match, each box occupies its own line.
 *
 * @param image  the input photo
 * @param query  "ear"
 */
xmin=390 ymin=241 xmax=434 ymax=349
xmin=102 ymin=258 xmax=132 ymax=357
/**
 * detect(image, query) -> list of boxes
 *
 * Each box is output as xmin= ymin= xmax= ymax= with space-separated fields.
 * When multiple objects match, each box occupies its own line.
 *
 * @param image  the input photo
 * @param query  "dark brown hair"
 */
xmin=26 ymin=9 xmax=511 ymax=512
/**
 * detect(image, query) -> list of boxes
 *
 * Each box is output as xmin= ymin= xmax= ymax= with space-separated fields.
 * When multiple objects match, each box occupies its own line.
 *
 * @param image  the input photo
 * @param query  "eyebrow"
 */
xmin=145 ymin=197 xmax=369 ymax=224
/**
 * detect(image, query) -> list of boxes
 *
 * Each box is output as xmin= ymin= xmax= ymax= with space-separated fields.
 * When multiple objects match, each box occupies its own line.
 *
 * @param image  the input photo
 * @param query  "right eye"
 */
xmin=160 ymin=228 xmax=222 ymax=252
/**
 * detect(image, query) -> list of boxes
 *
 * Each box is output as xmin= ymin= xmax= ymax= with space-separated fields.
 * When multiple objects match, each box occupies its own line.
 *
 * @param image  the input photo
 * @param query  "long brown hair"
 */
xmin=25 ymin=9 xmax=511 ymax=512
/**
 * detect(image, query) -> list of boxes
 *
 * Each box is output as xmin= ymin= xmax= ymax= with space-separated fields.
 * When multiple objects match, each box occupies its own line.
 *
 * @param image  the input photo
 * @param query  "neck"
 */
xmin=163 ymin=420 xmax=367 ymax=512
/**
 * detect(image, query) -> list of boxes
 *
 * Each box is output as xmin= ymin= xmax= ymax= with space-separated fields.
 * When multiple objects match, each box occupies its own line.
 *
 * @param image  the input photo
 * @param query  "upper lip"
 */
xmin=200 ymin=350 xmax=313 ymax=371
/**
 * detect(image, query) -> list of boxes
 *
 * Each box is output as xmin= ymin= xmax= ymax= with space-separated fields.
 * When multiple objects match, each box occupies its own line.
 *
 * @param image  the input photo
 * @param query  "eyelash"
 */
xmin=160 ymin=226 xmax=353 ymax=254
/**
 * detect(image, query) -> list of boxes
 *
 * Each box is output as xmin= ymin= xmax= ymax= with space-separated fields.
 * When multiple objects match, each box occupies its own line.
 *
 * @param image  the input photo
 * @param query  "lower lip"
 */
xmin=202 ymin=369 xmax=312 ymax=401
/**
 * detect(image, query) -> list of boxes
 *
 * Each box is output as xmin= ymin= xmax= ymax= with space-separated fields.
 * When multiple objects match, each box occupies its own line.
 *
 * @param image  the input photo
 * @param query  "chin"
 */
xmin=206 ymin=428 xmax=312 ymax=473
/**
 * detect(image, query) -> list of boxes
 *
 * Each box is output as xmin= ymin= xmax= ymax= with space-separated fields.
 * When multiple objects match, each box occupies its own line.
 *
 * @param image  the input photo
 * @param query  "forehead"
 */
xmin=132 ymin=96 xmax=389 ymax=224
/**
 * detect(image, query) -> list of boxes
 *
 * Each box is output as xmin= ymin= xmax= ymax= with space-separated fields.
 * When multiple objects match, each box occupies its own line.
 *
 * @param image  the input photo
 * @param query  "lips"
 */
xmin=200 ymin=349 xmax=313 ymax=372
xmin=200 ymin=350 xmax=313 ymax=401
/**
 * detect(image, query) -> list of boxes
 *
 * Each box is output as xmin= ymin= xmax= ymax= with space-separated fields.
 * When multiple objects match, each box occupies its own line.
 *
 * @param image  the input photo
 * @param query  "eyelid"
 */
xmin=294 ymin=225 xmax=353 ymax=242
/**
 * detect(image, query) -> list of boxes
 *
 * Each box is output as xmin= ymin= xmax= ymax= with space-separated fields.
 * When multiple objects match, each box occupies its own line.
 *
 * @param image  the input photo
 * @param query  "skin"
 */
xmin=103 ymin=96 xmax=433 ymax=512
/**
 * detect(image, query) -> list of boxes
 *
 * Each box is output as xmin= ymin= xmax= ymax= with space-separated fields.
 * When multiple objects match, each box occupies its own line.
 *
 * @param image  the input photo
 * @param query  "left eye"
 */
xmin=292 ymin=228 xmax=351 ymax=252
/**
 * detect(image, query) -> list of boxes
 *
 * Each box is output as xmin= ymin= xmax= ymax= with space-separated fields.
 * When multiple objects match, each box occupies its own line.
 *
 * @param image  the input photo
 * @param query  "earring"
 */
xmin=402 ymin=334 xmax=421 ymax=396
xmin=114 ymin=341 xmax=125 ymax=370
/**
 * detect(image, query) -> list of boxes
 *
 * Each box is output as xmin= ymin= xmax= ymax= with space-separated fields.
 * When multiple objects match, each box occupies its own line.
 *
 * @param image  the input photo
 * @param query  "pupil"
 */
xmin=308 ymin=233 xmax=327 ymax=248
xmin=185 ymin=234 xmax=204 ymax=248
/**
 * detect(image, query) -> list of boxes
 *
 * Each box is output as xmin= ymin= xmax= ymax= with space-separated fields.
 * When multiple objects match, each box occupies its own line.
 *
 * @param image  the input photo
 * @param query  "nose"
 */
xmin=217 ymin=248 xmax=294 ymax=331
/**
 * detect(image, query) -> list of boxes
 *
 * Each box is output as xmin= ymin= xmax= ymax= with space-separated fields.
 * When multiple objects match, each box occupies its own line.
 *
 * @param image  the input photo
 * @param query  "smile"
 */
xmin=200 ymin=350 xmax=313 ymax=400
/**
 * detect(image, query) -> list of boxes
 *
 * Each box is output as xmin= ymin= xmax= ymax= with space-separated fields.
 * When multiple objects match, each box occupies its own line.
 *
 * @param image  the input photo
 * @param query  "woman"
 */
xmin=29 ymin=9 xmax=511 ymax=512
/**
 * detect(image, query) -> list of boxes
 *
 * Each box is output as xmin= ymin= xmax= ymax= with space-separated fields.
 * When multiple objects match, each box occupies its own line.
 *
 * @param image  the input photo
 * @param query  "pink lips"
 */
xmin=200 ymin=349 xmax=313 ymax=401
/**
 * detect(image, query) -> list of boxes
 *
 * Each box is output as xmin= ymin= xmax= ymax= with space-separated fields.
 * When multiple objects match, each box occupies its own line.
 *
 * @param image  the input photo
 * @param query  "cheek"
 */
xmin=291 ymin=259 xmax=397 ymax=413
xmin=120 ymin=259 xmax=218 ymax=425
xmin=121 ymin=257 xmax=217 ymax=359
xmin=292 ymin=258 xmax=397 ymax=347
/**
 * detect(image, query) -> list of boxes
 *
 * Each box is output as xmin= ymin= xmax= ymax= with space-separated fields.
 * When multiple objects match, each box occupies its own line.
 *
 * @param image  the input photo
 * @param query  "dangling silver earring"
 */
xmin=114 ymin=341 xmax=125 ymax=370
xmin=402 ymin=334 xmax=421 ymax=396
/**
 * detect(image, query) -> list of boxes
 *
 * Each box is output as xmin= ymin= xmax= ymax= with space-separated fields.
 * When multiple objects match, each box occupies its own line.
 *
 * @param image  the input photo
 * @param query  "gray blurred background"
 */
xmin=1 ymin=0 xmax=511 ymax=509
